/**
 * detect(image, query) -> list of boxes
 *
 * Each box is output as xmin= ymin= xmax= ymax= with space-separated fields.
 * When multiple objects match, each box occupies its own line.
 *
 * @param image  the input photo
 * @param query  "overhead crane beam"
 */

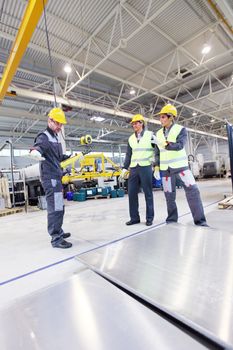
xmin=0 ymin=0 xmax=48 ymax=102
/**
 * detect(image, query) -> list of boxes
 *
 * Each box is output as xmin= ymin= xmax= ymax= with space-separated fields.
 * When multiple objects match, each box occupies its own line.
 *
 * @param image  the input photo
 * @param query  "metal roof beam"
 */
xmin=0 ymin=22 xmax=229 ymax=133
xmin=119 ymin=47 xmax=233 ymax=110
xmin=71 ymin=0 xmax=127 ymax=61
xmin=0 ymin=90 xmax=227 ymax=140
xmin=65 ymin=0 xmax=176 ymax=95
xmin=0 ymin=105 xmax=129 ymax=133
xmin=162 ymin=60 xmax=233 ymax=96
xmin=125 ymin=22 xmax=219 ymax=85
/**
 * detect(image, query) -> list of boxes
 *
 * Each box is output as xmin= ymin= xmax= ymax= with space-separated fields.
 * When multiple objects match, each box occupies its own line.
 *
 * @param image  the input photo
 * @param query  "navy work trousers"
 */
xmin=162 ymin=169 xmax=207 ymax=225
xmin=42 ymin=178 xmax=65 ymax=246
xmin=128 ymin=165 xmax=154 ymax=222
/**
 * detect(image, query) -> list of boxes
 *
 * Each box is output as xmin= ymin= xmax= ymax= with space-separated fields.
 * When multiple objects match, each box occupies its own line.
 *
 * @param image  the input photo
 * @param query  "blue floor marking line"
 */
xmin=0 ymin=199 xmax=219 ymax=287
xmin=0 ymin=221 xmax=166 ymax=287
xmin=0 ymin=256 xmax=75 ymax=287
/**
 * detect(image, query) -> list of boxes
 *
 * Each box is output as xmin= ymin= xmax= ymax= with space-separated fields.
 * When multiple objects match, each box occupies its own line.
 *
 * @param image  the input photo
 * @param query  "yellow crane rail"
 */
xmin=0 ymin=0 xmax=48 ymax=101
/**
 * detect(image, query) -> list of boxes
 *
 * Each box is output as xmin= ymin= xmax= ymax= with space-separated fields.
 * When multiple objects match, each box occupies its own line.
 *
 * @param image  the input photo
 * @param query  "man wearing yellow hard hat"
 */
xmin=120 ymin=114 xmax=157 ymax=226
xmin=29 ymin=107 xmax=72 ymax=248
xmin=154 ymin=104 xmax=208 ymax=226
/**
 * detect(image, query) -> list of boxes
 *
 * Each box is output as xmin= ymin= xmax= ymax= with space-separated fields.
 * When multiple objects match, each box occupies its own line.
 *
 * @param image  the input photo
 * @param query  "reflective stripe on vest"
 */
xmin=129 ymin=130 xmax=154 ymax=167
xmin=156 ymin=124 xmax=188 ymax=170
xmin=44 ymin=130 xmax=58 ymax=143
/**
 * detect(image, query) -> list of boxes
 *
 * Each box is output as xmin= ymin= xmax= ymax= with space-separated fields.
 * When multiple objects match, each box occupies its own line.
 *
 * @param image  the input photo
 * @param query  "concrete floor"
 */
xmin=0 ymin=178 xmax=232 ymax=309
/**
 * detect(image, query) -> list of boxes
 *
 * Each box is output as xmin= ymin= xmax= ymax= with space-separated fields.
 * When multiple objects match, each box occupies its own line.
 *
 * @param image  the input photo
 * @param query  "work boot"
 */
xmin=146 ymin=221 xmax=153 ymax=226
xmin=53 ymin=239 xmax=72 ymax=249
xmin=63 ymin=232 xmax=71 ymax=239
xmin=126 ymin=219 xmax=140 ymax=226
xmin=196 ymin=222 xmax=209 ymax=227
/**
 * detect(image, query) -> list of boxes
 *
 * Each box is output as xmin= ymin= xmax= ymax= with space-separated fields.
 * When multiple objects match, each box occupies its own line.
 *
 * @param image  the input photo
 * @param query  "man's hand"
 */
xmin=119 ymin=168 xmax=128 ymax=181
xmin=28 ymin=149 xmax=45 ymax=161
xmin=152 ymin=134 xmax=167 ymax=148
xmin=153 ymin=166 xmax=161 ymax=180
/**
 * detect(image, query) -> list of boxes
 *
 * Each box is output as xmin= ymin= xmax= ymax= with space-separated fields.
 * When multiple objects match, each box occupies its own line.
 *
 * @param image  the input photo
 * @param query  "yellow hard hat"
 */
xmin=157 ymin=104 xmax=177 ymax=117
xmin=130 ymin=114 xmax=145 ymax=123
xmin=48 ymin=108 xmax=67 ymax=124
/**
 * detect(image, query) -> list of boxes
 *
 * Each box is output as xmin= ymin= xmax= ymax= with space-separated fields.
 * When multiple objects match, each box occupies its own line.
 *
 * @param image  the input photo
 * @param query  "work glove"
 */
xmin=151 ymin=134 xmax=158 ymax=145
xmin=28 ymin=149 xmax=45 ymax=161
xmin=153 ymin=166 xmax=161 ymax=180
xmin=119 ymin=168 xmax=128 ymax=181
xmin=151 ymin=134 xmax=167 ymax=149
xmin=158 ymin=140 xmax=168 ymax=149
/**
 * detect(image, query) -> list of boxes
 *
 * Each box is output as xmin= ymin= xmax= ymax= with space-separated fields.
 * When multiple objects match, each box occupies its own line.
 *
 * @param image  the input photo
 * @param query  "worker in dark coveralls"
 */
xmin=30 ymin=108 xmax=72 ymax=248
xmin=154 ymin=104 xmax=208 ymax=227
xmin=120 ymin=114 xmax=157 ymax=226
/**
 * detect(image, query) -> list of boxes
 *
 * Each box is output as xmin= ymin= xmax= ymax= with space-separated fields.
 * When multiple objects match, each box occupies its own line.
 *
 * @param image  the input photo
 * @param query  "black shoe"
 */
xmin=53 ymin=239 xmax=72 ymax=249
xmin=126 ymin=220 xmax=140 ymax=226
xmin=197 ymin=223 xmax=209 ymax=227
xmin=146 ymin=221 xmax=153 ymax=226
xmin=63 ymin=232 xmax=71 ymax=239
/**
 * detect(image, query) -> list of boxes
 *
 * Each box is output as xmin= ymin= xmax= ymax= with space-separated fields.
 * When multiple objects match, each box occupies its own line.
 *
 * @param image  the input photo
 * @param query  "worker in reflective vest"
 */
xmin=154 ymin=104 xmax=208 ymax=226
xmin=120 ymin=114 xmax=156 ymax=226
xmin=29 ymin=108 xmax=72 ymax=248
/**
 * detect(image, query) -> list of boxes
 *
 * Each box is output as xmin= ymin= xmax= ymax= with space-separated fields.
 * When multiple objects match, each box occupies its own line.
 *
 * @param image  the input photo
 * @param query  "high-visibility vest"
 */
xmin=129 ymin=130 xmax=154 ymax=167
xmin=156 ymin=124 xmax=188 ymax=170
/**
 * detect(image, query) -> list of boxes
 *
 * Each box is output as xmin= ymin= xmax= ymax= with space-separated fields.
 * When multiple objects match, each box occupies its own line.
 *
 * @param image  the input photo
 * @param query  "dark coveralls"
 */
xmin=123 ymin=130 xmax=155 ymax=223
xmin=32 ymin=127 xmax=70 ymax=246
xmin=155 ymin=125 xmax=207 ymax=226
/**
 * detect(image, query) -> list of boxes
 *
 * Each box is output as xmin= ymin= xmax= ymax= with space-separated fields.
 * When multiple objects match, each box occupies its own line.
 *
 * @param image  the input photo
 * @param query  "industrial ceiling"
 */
xmin=0 ymin=0 xmax=232 ymax=152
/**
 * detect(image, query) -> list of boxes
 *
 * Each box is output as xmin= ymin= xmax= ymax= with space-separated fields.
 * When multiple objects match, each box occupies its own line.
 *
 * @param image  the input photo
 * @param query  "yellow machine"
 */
xmin=61 ymin=152 xmax=122 ymax=184
xmin=80 ymin=134 xmax=92 ymax=145
xmin=60 ymin=134 xmax=128 ymax=185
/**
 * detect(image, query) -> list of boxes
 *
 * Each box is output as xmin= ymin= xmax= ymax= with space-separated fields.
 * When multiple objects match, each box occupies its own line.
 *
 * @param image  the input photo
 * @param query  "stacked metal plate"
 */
xmin=0 ymin=269 xmax=208 ymax=350
xmin=77 ymin=223 xmax=233 ymax=349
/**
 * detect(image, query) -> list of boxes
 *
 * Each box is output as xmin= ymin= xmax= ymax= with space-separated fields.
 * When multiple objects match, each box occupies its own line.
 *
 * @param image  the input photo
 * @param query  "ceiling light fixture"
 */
xmin=201 ymin=44 xmax=211 ymax=55
xmin=90 ymin=116 xmax=105 ymax=122
xmin=192 ymin=112 xmax=197 ymax=117
xmin=210 ymin=118 xmax=215 ymax=123
xmin=129 ymin=87 xmax=136 ymax=95
xmin=64 ymin=63 xmax=72 ymax=73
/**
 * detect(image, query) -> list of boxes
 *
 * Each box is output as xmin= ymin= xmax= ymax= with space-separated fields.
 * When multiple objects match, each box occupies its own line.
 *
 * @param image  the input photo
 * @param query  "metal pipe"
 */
xmin=226 ymin=122 xmax=233 ymax=193
xmin=118 ymin=145 xmax=122 ymax=167
xmin=0 ymin=139 xmax=15 ymax=207
xmin=5 ymin=140 xmax=15 ymax=207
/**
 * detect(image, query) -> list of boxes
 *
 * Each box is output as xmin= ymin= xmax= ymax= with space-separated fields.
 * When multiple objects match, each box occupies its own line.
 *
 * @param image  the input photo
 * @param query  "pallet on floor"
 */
xmin=86 ymin=194 xmax=110 ymax=200
xmin=0 ymin=207 xmax=24 ymax=217
xmin=218 ymin=195 xmax=233 ymax=209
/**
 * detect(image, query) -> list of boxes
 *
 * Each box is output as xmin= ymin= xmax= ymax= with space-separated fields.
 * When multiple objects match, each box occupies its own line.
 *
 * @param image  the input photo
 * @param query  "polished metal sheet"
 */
xmin=0 ymin=269 xmax=207 ymax=350
xmin=78 ymin=223 xmax=233 ymax=349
